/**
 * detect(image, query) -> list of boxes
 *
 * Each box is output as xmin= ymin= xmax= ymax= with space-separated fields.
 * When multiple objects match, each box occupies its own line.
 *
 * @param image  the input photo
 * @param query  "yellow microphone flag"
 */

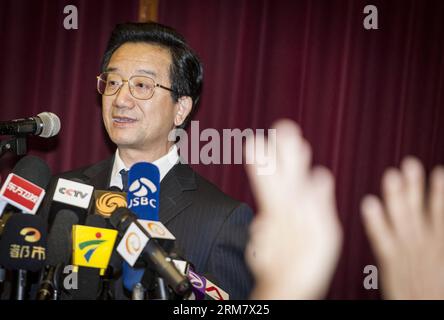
xmin=72 ymin=225 xmax=117 ymax=270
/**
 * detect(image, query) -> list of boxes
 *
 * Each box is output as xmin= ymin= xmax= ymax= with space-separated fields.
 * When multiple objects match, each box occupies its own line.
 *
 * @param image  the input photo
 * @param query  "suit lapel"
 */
xmin=80 ymin=157 xmax=196 ymax=224
xmin=82 ymin=156 xmax=115 ymax=190
xmin=159 ymin=163 xmax=197 ymax=224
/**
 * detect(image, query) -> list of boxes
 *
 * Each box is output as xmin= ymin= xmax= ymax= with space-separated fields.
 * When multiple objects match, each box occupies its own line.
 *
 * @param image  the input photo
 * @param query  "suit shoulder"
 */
xmin=53 ymin=157 xmax=112 ymax=181
xmin=191 ymin=169 xmax=250 ymax=215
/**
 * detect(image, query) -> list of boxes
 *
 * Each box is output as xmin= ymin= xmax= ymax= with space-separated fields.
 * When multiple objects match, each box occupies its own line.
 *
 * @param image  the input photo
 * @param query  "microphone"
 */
xmin=48 ymin=178 xmax=94 ymax=226
xmin=36 ymin=209 xmax=78 ymax=300
xmin=0 ymin=155 xmax=50 ymax=299
xmin=111 ymin=207 xmax=191 ymax=297
xmin=139 ymin=247 xmax=190 ymax=300
xmin=70 ymin=214 xmax=117 ymax=299
xmin=204 ymin=276 xmax=230 ymax=300
xmin=127 ymin=162 xmax=160 ymax=220
xmin=0 ymin=155 xmax=51 ymax=214
xmin=136 ymin=219 xmax=176 ymax=254
xmin=93 ymin=187 xmax=127 ymax=280
xmin=0 ymin=214 xmax=47 ymax=300
xmin=0 ymin=112 xmax=60 ymax=138
xmin=0 ymin=198 xmax=8 ymax=216
xmin=94 ymin=189 xmax=127 ymax=219
xmin=123 ymin=162 xmax=161 ymax=292
xmin=187 ymin=270 xmax=229 ymax=300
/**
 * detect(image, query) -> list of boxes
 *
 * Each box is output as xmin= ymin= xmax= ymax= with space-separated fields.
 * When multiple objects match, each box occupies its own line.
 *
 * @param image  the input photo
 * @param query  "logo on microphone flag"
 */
xmin=116 ymin=222 xmax=149 ymax=267
xmin=94 ymin=190 xmax=127 ymax=218
xmin=137 ymin=219 xmax=176 ymax=240
xmin=72 ymin=225 xmax=117 ymax=270
xmin=53 ymin=178 xmax=94 ymax=209
xmin=205 ymin=279 xmax=229 ymax=300
xmin=0 ymin=173 xmax=45 ymax=214
xmin=188 ymin=270 xmax=206 ymax=300
xmin=127 ymin=162 xmax=160 ymax=220
xmin=20 ymin=227 xmax=41 ymax=242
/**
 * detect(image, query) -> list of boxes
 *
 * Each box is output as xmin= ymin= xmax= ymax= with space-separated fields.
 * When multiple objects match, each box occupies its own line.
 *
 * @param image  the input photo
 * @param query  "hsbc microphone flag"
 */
xmin=123 ymin=162 xmax=161 ymax=291
xmin=127 ymin=162 xmax=160 ymax=221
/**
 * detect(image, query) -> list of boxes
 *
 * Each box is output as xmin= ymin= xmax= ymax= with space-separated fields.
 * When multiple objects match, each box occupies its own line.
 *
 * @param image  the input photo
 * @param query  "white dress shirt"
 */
xmin=109 ymin=144 xmax=179 ymax=189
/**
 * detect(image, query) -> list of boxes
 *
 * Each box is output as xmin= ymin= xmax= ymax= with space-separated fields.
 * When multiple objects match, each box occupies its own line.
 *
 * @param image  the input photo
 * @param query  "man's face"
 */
xmin=102 ymin=42 xmax=178 ymax=154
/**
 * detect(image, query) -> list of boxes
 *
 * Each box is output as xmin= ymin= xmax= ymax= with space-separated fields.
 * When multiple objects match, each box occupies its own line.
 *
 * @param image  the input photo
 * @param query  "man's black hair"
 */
xmin=101 ymin=22 xmax=203 ymax=128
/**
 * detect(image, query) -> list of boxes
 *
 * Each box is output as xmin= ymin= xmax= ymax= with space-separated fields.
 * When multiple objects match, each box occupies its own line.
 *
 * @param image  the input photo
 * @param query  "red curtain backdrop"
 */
xmin=0 ymin=0 xmax=138 ymax=175
xmin=1 ymin=0 xmax=444 ymax=299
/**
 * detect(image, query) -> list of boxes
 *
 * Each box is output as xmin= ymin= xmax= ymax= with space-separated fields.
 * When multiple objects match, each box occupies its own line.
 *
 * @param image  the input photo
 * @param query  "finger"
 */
xmin=429 ymin=165 xmax=444 ymax=227
xmin=310 ymin=166 xmax=343 ymax=258
xmin=382 ymin=167 xmax=412 ymax=238
xmin=310 ymin=166 xmax=337 ymax=212
xmin=401 ymin=156 xmax=426 ymax=225
xmin=244 ymin=133 xmax=277 ymax=213
xmin=271 ymin=119 xmax=311 ymax=185
xmin=246 ymin=214 xmax=277 ymax=274
xmin=361 ymin=194 xmax=394 ymax=260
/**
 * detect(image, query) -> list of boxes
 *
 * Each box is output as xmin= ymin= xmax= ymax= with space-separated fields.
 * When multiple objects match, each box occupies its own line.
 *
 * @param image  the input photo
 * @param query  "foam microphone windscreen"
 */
xmin=0 ymin=214 xmax=47 ymax=271
xmin=12 ymin=155 xmax=51 ymax=189
xmin=85 ymin=214 xmax=107 ymax=229
xmin=46 ymin=209 xmax=79 ymax=266
xmin=109 ymin=186 xmax=123 ymax=192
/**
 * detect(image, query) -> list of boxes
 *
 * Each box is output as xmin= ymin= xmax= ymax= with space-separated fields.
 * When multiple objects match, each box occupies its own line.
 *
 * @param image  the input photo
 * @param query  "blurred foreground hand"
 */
xmin=244 ymin=119 xmax=343 ymax=299
xmin=361 ymin=157 xmax=444 ymax=299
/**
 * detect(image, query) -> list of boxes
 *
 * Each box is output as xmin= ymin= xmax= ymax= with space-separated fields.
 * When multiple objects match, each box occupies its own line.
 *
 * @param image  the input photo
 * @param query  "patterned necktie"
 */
xmin=119 ymin=169 xmax=129 ymax=192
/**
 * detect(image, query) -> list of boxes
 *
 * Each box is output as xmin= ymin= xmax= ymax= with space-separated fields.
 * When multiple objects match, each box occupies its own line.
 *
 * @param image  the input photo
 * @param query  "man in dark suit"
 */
xmin=39 ymin=22 xmax=253 ymax=299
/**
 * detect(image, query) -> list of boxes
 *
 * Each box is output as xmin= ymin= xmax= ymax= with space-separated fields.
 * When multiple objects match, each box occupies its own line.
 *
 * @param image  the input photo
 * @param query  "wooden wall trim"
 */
xmin=139 ymin=0 xmax=159 ymax=22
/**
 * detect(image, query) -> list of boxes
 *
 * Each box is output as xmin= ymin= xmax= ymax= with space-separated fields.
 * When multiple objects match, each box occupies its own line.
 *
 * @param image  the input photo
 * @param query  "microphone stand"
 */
xmin=0 ymin=135 xmax=27 ymax=158
xmin=15 ymin=269 xmax=27 ymax=300
xmin=132 ymin=283 xmax=146 ymax=300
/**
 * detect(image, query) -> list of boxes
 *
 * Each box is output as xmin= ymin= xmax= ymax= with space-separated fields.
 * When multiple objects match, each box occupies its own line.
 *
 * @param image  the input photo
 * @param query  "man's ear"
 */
xmin=174 ymin=96 xmax=193 ymax=127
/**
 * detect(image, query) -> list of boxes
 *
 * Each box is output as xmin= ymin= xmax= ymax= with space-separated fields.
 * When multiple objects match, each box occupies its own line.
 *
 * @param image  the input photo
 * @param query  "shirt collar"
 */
xmin=109 ymin=145 xmax=179 ymax=190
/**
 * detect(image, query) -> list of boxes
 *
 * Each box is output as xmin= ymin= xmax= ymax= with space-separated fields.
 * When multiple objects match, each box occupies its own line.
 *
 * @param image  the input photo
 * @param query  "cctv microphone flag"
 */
xmin=52 ymin=178 xmax=94 ymax=209
xmin=127 ymin=162 xmax=160 ymax=221
xmin=49 ymin=178 xmax=95 ymax=225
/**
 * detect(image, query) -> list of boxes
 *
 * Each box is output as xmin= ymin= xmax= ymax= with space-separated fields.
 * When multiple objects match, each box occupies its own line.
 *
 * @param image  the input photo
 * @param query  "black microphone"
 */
xmin=0 ymin=112 xmax=60 ymax=138
xmin=0 ymin=155 xmax=51 ymax=299
xmin=37 ymin=209 xmax=78 ymax=300
xmin=141 ymin=247 xmax=190 ymax=300
xmin=110 ymin=207 xmax=191 ymax=297
xmin=0 ymin=214 xmax=47 ymax=300
xmin=8 ymin=155 xmax=52 ymax=189
xmin=0 ymin=155 xmax=51 ymax=215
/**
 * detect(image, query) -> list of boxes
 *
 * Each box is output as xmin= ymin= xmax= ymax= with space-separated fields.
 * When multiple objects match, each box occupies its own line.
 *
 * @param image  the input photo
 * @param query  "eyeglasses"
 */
xmin=96 ymin=72 xmax=175 ymax=100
